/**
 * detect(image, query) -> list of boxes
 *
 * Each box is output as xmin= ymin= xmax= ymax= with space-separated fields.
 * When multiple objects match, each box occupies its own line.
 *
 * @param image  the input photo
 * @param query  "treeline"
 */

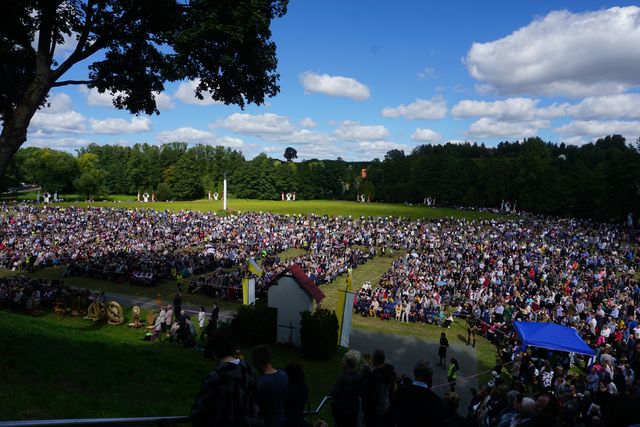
xmin=2 ymin=135 xmax=639 ymax=222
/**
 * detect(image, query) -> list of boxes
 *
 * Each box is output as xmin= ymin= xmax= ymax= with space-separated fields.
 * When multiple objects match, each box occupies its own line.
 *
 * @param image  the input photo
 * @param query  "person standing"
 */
xmin=284 ymin=362 xmax=310 ymax=427
xmin=252 ymin=345 xmax=289 ymax=427
xmin=438 ymin=332 xmax=449 ymax=367
xmin=173 ymin=290 xmax=182 ymax=322
xmin=362 ymin=349 xmax=395 ymax=427
xmin=198 ymin=306 xmax=206 ymax=341
xmin=389 ymin=360 xmax=447 ymax=427
xmin=331 ymin=351 xmax=364 ymax=427
xmin=211 ymin=301 xmax=220 ymax=328
xmin=164 ymin=304 xmax=174 ymax=337
xmin=158 ymin=305 xmax=167 ymax=334
xmin=447 ymin=358 xmax=459 ymax=392
xmin=191 ymin=329 xmax=262 ymax=427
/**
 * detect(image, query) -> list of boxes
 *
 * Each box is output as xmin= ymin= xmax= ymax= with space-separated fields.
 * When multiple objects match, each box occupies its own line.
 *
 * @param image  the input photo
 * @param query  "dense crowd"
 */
xmin=0 ymin=204 xmax=406 ymax=300
xmin=354 ymin=218 xmax=640 ymax=351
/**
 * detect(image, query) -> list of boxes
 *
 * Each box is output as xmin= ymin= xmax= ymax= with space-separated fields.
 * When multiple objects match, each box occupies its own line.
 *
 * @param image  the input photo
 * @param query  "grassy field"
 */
xmin=2 ymin=192 xmax=500 ymax=221
xmin=0 ymin=309 xmax=341 ymax=422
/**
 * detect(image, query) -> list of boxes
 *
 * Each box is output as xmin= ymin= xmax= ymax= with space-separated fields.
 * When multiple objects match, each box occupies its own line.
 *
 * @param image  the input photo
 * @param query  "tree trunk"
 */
xmin=0 ymin=75 xmax=52 ymax=180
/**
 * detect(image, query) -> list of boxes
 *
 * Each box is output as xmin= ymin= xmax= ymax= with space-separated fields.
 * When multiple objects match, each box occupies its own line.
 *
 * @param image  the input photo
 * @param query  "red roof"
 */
xmin=269 ymin=263 xmax=325 ymax=304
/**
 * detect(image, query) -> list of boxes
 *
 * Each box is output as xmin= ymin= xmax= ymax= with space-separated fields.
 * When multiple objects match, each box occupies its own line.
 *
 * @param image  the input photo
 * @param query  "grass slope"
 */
xmin=0 ymin=310 xmax=341 ymax=421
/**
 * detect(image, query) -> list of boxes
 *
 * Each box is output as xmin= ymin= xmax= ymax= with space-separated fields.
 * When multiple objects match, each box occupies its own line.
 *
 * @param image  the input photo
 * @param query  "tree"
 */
xmin=74 ymin=152 xmax=106 ymax=199
xmin=284 ymin=146 xmax=297 ymax=162
xmin=21 ymin=147 xmax=77 ymax=193
xmin=0 ymin=0 xmax=288 ymax=180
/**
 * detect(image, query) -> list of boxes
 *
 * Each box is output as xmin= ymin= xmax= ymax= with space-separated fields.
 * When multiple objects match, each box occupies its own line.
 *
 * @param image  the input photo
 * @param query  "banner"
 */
xmin=336 ymin=269 xmax=354 ymax=347
xmin=248 ymin=258 xmax=263 ymax=275
xmin=339 ymin=290 xmax=356 ymax=347
xmin=248 ymin=278 xmax=255 ymax=305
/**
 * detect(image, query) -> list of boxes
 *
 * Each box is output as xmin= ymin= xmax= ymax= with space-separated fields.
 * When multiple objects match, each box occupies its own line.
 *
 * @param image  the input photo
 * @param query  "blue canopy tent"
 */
xmin=513 ymin=321 xmax=595 ymax=356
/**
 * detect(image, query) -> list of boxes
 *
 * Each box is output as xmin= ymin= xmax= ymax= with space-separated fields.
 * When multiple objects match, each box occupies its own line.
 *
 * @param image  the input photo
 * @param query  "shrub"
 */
xmin=300 ymin=308 xmax=339 ymax=359
xmin=155 ymin=182 xmax=172 ymax=201
xmin=230 ymin=303 xmax=277 ymax=344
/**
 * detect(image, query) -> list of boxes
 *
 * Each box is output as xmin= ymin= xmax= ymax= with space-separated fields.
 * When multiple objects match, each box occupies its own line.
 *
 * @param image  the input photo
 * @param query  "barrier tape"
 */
xmin=431 ymin=360 xmax=515 ymax=390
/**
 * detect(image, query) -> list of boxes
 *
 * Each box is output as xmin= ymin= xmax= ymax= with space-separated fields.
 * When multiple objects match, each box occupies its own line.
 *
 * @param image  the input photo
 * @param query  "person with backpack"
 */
xmin=361 ymin=349 xmax=395 ymax=427
xmin=192 ymin=329 xmax=262 ymax=427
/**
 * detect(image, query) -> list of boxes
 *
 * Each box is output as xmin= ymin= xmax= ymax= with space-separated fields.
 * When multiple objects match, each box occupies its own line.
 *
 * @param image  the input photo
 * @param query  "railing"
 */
xmin=303 ymin=395 xmax=332 ymax=416
xmin=0 ymin=396 xmax=331 ymax=427
xmin=0 ymin=416 xmax=190 ymax=427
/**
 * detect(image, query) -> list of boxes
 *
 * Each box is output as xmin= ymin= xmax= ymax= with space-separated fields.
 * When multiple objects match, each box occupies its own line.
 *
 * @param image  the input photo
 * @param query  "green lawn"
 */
xmin=0 ymin=195 xmax=505 ymax=221
xmin=0 ymin=309 xmax=341 ymax=421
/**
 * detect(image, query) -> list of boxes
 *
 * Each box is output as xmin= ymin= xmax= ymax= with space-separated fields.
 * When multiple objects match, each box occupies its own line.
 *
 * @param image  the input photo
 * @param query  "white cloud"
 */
xmin=555 ymin=119 xmax=640 ymax=139
xmin=335 ymin=121 xmax=389 ymax=141
xmin=357 ymin=141 xmax=410 ymax=156
xmin=299 ymin=72 xmax=370 ymax=100
xmin=272 ymin=129 xmax=334 ymax=145
xmin=214 ymin=136 xmax=245 ymax=148
xmin=80 ymin=86 xmax=174 ymax=110
xmin=382 ymin=96 xmax=447 ymax=120
xmin=466 ymin=118 xmax=549 ymax=139
xmin=157 ymin=127 xmax=217 ymax=144
xmin=418 ymin=67 xmax=436 ymax=79
xmin=565 ymin=93 xmax=640 ymax=120
xmin=25 ymin=137 xmax=93 ymax=150
xmin=157 ymin=127 xmax=244 ymax=147
xmin=411 ymin=128 xmax=441 ymax=142
xmin=464 ymin=6 xmax=640 ymax=97
xmin=300 ymin=117 xmax=316 ymax=128
xmin=220 ymin=113 xmax=295 ymax=135
xmin=154 ymin=92 xmax=175 ymax=110
xmin=42 ymin=93 xmax=73 ymax=114
xmin=174 ymin=80 xmax=222 ymax=106
xmin=89 ymin=117 xmax=152 ymax=134
xmin=297 ymin=143 xmax=346 ymax=159
xmin=451 ymin=98 xmax=538 ymax=121
xmin=31 ymin=111 xmax=86 ymax=134
xmin=80 ymin=86 xmax=114 ymax=107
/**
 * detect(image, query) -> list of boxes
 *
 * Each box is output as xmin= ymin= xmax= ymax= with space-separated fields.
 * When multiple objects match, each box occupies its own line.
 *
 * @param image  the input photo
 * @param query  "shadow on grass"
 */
xmin=456 ymin=333 xmax=468 ymax=344
xmin=0 ymin=310 xmax=341 ymax=421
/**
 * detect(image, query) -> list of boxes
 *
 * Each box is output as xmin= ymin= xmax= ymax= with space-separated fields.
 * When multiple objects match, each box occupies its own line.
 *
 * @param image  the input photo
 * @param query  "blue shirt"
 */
xmin=256 ymin=370 xmax=289 ymax=427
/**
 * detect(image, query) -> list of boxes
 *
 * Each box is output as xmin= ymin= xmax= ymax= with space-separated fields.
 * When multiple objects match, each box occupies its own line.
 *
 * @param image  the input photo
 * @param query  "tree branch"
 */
xmin=51 ymin=80 xmax=94 ymax=87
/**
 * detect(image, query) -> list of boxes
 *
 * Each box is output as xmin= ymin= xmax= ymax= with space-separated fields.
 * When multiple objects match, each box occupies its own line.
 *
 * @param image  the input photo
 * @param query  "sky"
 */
xmin=27 ymin=0 xmax=640 ymax=161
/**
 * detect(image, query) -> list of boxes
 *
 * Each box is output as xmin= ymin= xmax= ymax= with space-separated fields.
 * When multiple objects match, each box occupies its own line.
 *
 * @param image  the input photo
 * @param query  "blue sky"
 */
xmin=28 ymin=1 xmax=640 ymax=160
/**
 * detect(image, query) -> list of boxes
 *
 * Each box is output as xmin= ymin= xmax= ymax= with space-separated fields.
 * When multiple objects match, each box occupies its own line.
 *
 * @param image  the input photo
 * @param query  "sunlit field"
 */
xmin=2 ymin=192 xmax=501 ymax=221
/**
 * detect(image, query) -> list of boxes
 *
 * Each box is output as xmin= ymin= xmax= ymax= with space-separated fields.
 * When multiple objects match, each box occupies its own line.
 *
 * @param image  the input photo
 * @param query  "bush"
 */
xmin=230 ymin=303 xmax=277 ymax=344
xmin=155 ymin=182 xmax=172 ymax=201
xmin=300 ymin=308 xmax=339 ymax=359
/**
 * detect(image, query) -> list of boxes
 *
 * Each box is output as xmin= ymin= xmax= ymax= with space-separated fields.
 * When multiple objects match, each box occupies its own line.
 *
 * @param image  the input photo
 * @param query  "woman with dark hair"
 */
xmin=284 ymin=361 xmax=310 ymax=427
xmin=438 ymin=332 xmax=449 ymax=366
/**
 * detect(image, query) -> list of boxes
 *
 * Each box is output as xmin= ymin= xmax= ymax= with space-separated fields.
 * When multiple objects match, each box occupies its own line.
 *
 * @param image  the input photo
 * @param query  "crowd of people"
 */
xmin=193 ymin=328 xmax=640 ymax=427
xmin=354 ymin=217 xmax=640 ymax=351
xmin=0 ymin=204 xmax=405 ymax=301
xmin=0 ymin=275 xmax=95 ymax=312
xmin=5 ymin=202 xmax=640 ymax=425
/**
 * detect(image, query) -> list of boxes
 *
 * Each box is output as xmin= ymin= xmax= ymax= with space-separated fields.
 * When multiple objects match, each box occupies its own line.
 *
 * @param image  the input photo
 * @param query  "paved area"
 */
xmin=105 ymin=290 xmax=235 ymax=320
xmin=350 ymin=329 xmax=478 ymax=410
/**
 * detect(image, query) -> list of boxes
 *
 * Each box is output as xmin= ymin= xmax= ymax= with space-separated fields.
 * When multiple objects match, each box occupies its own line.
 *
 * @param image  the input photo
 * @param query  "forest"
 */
xmin=2 ymin=134 xmax=639 ymax=222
